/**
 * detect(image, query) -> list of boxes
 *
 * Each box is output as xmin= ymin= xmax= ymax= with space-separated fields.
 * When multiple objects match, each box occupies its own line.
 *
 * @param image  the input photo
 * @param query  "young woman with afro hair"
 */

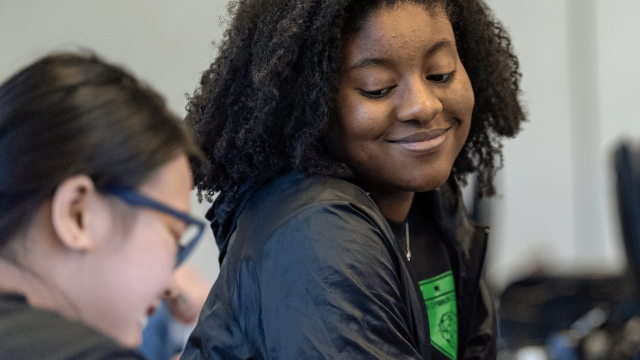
xmin=182 ymin=0 xmax=525 ymax=359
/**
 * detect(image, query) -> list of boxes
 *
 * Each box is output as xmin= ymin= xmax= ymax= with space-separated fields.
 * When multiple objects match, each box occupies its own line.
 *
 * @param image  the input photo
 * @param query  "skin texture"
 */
xmin=332 ymin=4 xmax=474 ymax=221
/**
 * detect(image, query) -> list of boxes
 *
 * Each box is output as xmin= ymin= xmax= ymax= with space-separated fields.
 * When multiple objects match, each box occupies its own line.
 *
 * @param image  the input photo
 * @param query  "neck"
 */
xmin=0 ymin=250 xmax=81 ymax=320
xmin=368 ymin=188 xmax=414 ymax=223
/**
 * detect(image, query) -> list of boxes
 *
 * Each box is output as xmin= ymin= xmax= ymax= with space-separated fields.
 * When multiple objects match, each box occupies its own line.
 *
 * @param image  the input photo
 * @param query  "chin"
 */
xmin=412 ymin=180 xmax=446 ymax=193
xmin=114 ymin=330 xmax=142 ymax=349
xmin=410 ymin=169 xmax=451 ymax=193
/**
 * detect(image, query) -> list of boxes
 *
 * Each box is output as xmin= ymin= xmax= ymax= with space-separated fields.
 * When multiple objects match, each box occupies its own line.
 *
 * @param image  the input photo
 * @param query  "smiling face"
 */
xmin=77 ymin=154 xmax=193 ymax=347
xmin=332 ymin=3 xmax=474 ymax=201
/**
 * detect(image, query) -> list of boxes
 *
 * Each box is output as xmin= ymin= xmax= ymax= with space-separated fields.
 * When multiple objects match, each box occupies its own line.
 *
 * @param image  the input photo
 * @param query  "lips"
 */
xmin=389 ymin=127 xmax=451 ymax=144
xmin=387 ymin=126 xmax=452 ymax=153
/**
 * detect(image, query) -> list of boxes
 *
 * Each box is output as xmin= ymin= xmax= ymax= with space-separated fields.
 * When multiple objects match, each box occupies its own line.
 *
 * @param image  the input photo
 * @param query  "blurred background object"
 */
xmin=494 ymin=140 xmax=640 ymax=359
xmin=2 ymin=0 xmax=640 ymax=359
xmin=615 ymin=143 xmax=640 ymax=296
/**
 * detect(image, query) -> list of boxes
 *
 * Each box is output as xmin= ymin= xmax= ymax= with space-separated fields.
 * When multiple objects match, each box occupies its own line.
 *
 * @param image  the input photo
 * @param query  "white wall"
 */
xmin=2 ymin=0 xmax=639 ymax=291
xmin=483 ymin=0 xmax=640 ymax=289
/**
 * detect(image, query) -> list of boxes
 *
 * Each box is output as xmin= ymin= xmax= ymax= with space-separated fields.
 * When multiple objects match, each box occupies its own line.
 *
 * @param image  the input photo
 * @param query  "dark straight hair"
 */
xmin=0 ymin=52 xmax=204 ymax=250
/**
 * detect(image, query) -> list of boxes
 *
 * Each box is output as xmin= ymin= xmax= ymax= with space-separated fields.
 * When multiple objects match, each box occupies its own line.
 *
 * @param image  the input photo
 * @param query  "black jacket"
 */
xmin=182 ymin=169 xmax=495 ymax=360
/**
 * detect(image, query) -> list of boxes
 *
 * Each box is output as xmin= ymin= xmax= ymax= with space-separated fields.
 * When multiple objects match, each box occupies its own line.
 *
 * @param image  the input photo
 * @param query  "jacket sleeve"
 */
xmin=462 ymin=278 xmax=497 ymax=360
xmin=241 ymin=202 xmax=425 ymax=360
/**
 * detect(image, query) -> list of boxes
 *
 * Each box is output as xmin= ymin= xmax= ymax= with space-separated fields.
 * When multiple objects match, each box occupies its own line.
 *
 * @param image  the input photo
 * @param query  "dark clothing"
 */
xmin=0 ymin=292 xmax=146 ymax=360
xmin=182 ymin=169 xmax=496 ymax=360
xmin=388 ymin=195 xmax=456 ymax=360
xmin=388 ymin=195 xmax=452 ymax=283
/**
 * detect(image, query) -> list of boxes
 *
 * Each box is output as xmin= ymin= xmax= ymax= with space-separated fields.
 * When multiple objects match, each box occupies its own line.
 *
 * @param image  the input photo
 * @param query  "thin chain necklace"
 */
xmin=405 ymin=222 xmax=411 ymax=261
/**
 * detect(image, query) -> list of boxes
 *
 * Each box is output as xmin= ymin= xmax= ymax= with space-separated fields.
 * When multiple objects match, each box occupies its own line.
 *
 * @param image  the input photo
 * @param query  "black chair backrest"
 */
xmin=614 ymin=142 xmax=640 ymax=292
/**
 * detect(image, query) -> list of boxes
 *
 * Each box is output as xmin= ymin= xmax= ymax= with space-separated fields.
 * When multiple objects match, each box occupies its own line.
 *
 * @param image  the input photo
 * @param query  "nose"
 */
xmin=395 ymin=76 xmax=443 ymax=124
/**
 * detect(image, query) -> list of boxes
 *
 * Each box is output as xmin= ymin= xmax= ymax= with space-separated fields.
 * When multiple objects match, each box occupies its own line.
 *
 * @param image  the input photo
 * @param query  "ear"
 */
xmin=51 ymin=175 xmax=97 ymax=251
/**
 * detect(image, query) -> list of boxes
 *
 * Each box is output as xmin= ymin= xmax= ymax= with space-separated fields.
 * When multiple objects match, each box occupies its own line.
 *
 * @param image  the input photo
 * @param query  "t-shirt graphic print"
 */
xmin=419 ymin=270 xmax=458 ymax=360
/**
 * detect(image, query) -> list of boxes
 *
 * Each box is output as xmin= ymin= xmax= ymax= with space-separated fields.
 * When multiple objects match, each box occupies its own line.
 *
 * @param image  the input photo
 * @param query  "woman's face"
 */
xmin=332 ymin=3 xmax=474 ymax=196
xmin=78 ymin=154 xmax=193 ymax=347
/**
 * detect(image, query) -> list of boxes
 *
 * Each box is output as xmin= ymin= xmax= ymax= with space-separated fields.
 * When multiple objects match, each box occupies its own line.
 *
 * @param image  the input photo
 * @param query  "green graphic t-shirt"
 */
xmin=387 ymin=196 xmax=458 ymax=360
xmin=420 ymin=271 xmax=458 ymax=360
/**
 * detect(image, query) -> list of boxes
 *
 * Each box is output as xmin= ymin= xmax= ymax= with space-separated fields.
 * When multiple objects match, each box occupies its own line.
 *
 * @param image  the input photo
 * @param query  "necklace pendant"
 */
xmin=405 ymin=222 xmax=411 ymax=261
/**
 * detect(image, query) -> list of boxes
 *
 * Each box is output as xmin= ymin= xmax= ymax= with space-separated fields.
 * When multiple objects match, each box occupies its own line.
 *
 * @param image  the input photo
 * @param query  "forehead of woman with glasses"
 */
xmin=0 ymin=52 xmax=204 ymax=358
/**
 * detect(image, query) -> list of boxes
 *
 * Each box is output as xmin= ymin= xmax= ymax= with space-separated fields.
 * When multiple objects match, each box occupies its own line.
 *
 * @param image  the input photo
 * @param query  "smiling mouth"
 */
xmin=389 ymin=127 xmax=451 ymax=152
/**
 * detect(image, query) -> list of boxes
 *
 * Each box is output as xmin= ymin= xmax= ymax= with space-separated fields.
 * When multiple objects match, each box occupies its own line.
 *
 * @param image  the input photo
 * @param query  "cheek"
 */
xmin=454 ymin=69 xmax=475 ymax=120
xmin=124 ymin=219 xmax=176 ymax=289
xmin=441 ymin=77 xmax=474 ymax=144
xmin=79 ymin=214 xmax=177 ymax=347
xmin=457 ymin=86 xmax=474 ymax=141
xmin=337 ymin=93 xmax=390 ymax=143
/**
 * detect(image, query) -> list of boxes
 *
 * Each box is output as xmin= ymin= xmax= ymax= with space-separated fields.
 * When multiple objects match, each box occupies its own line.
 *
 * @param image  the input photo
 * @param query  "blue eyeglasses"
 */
xmin=105 ymin=186 xmax=205 ymax=266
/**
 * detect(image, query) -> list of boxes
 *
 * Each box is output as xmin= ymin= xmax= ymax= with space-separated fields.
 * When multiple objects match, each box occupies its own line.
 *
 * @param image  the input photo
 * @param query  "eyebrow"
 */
xmin=346 ymin=38 xmax=454 ymax=72
xmin=427 ymin=38 xmax=454 ymax=56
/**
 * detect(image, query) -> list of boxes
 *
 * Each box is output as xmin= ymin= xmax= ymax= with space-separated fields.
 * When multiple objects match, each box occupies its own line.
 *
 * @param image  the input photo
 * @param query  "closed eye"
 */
xmin=427 ymin=70 xmax=456 ymax=83
xmin=360 ymin=86 xmax=395 ymax=99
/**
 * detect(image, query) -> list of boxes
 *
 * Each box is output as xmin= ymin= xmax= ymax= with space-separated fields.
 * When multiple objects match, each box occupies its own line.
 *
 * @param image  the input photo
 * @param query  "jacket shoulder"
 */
xmin=257 ymin=171 xmax=376 ymax=211
xmin=240 ymin=172 xmax=386 ymax=241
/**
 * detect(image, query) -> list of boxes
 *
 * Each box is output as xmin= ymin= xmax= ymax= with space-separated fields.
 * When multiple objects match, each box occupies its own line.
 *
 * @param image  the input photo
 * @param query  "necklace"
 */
xmin=405 ymin=222 xmax=411 ymax=261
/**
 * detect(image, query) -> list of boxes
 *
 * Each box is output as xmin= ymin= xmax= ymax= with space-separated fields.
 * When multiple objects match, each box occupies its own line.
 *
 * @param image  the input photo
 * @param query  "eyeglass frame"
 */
xmin=104 ymin=186 xmax=205 ymax=266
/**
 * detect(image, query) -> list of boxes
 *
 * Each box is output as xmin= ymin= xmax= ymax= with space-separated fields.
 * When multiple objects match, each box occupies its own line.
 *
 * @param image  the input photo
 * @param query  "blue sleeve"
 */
xmin=140 ymin=303 xmax=183 ymax=360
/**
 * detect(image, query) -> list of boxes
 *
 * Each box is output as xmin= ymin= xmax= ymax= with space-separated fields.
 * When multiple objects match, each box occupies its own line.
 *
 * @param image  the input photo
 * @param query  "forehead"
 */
xmin=346 ymin=3 xmax=454 ymax=59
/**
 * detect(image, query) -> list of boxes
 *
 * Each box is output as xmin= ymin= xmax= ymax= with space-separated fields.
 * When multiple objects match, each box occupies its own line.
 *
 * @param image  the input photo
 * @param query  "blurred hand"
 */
xmin=162 ymin=265 xmax=210 ymax=324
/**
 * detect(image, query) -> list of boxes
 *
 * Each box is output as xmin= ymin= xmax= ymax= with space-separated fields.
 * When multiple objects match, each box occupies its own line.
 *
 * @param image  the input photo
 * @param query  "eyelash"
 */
xmin=361 ymin=87 xmax=395 ymax=98
xmin=427 ymin=70 xmax=456 ymax=83
xmin=360 ymin=71 xmax=456 ymax=99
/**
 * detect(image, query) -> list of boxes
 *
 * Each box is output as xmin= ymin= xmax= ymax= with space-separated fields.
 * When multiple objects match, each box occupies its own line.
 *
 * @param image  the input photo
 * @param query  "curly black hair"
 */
xmin=187 ymin=0 xmax=525 ymax=203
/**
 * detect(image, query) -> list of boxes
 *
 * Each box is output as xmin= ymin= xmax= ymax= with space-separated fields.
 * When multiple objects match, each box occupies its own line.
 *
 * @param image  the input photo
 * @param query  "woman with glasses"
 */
xmin=0 ymin=52 xmax=205 ymax=359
